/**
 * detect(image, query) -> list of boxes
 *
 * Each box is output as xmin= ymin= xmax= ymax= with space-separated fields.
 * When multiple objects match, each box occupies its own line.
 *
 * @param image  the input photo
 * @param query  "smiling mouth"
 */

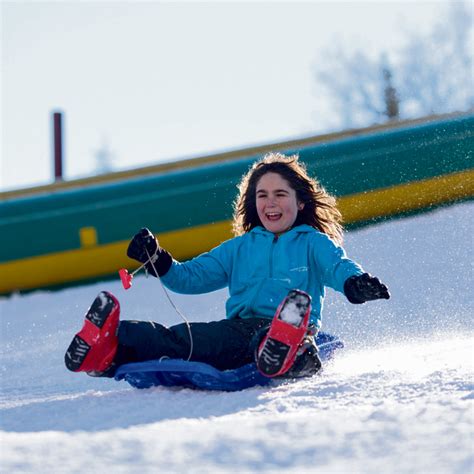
xmin=265 ymin=212 xmax=282 ymax=221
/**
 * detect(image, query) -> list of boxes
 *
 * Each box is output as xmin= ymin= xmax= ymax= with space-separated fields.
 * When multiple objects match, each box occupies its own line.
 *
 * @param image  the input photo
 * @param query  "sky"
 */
xmin=1 ymin=0 xmax=451 ymax=191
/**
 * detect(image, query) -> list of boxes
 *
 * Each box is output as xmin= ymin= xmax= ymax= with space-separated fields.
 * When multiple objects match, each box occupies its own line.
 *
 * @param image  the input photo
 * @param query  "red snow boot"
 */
xmin=284 ymin=328 xmax=322 ymax=378
xmin=256 ymin=289 xmax=313 ymax=377
xmin=65 ymin=291 xmax=120 ymax=373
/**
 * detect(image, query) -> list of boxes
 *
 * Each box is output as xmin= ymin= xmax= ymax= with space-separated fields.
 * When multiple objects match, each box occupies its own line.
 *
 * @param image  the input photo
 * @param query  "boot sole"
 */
xmin=65 ymin=335 xmax=91 ymax=372
xmin=257 ymin=338 xmax=291 ymax=376
xmin=85 ymin=292 xmax=116 ymax=328
xmin=257 ymin=289 xmax=311 ymax=377
xmin=64 ymin=291 xmax=118 ymax=372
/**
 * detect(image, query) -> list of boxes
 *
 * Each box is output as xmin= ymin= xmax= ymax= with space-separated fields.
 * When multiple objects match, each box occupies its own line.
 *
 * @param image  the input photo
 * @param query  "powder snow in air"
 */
xmin=1 ymin=201 xmax=473 ymax=473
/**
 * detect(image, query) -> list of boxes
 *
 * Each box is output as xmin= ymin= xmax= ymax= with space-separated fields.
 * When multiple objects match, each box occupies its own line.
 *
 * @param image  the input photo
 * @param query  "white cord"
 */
xmin=145 ymin=248 xmax=194 ymax=361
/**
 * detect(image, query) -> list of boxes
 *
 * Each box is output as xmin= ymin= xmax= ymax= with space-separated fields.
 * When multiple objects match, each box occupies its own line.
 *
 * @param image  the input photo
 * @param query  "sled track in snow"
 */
xmin=0 ymin=202 xmax=473 ymax=473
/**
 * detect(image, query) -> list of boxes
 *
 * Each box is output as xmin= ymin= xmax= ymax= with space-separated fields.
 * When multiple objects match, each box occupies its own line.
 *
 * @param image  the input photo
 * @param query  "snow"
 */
xmin=97 ymin=291 xmax=110 ymax=311
xmin=279 ymin=297 xmax=307 ymax=326
xmin=1 ymin=201 xmax=473 ymax=473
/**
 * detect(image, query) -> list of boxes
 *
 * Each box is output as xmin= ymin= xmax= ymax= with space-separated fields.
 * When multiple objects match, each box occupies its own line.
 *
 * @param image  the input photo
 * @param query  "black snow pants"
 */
xmin=112 ymin=317 xmax=271 ymax=372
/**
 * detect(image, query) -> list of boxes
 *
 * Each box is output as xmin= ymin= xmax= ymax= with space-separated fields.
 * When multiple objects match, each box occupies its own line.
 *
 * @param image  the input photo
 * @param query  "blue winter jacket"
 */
xmin=161 ymin=225 xmax=364 ymax=328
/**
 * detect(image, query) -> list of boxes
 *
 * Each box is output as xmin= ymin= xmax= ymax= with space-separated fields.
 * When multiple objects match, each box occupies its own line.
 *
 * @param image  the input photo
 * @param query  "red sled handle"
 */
xmin=119 ymin=268 xmax=133 ymax=290
xmin=118 ymin=259 xmax=150 ymax=290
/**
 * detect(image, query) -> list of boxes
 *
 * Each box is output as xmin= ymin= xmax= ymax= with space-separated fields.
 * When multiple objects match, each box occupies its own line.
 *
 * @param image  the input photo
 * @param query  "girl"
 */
xmin=65 ymin=153 xmax=389 ymax=378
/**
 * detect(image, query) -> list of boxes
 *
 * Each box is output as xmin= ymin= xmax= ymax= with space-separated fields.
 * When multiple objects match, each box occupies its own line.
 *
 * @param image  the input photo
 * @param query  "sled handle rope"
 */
xmin=145 ymin=248 xmax=194 ymax=362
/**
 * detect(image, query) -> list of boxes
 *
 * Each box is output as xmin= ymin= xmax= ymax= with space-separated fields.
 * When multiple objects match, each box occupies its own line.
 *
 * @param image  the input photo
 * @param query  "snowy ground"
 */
xmin=1 ymin=201 xmax=473 ymax=473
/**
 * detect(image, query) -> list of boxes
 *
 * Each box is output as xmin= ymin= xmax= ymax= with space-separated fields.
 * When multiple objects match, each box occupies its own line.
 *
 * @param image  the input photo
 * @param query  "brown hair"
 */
xmin=232 ymin=152 xmax=344 ymax=245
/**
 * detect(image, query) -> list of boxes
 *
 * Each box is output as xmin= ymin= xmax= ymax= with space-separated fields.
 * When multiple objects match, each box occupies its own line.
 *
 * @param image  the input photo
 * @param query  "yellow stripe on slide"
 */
xmin=339 ymin=169 xmax=473 ymax=223
xmin=0 ymin=221 xmax=233 ymax=293
xmin=1 ymin=170 xmax=472 ymax=293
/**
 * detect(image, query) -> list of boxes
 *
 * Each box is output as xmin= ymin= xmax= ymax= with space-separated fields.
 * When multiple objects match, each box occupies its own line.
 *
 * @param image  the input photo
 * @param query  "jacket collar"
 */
xmin=250 ymin=224 xmax=314 ymax=236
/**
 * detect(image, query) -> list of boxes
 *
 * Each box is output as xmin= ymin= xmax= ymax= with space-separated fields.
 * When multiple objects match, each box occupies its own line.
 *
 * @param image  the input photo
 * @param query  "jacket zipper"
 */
xmin=269 ymin=234 xmax=278 ymax=278
xmin=248 ymin=234 xmax=279 ymax=314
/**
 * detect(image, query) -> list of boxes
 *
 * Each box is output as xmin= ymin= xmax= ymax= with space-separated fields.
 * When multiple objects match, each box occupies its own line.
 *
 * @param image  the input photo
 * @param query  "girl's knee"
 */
xmin=118 ymin=320 xmax=160 ymax=347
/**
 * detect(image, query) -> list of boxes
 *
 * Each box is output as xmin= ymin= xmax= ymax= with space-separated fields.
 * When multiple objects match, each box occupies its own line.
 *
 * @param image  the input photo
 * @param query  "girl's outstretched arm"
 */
xmin=312 ymin=233 xmax=390 ymax=303
xmin=312 ymin=233 xmax=364 ymax=293
xmin=126 ymin=227 xmax=231 ymax=294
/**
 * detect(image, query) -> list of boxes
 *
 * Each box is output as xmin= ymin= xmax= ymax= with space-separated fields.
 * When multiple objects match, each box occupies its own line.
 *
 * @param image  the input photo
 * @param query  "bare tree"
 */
xmin=316 ymin=1 xmax=473 ymax=129
xmin=93 ymin=137 xmax=115 ymax=175
xmin=317 ymin=50 xmax=399 ymax=128
xmin=383 ymin=67 xmax=399 ymax=120
xmin=398 ymin=1 xmax=473 ymax=117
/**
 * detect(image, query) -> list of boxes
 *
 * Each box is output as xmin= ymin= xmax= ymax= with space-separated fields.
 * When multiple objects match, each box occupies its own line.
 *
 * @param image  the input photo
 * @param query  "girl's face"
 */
xmin=256 ymin=172 xmax=304 ymax=235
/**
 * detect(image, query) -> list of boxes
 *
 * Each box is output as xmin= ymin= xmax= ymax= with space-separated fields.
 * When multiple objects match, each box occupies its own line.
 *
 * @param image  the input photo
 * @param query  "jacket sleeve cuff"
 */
xmin=343 ymin=275 xmax=365 ymax=304
xmin=145 ymin=247 xmax=173 ymax=277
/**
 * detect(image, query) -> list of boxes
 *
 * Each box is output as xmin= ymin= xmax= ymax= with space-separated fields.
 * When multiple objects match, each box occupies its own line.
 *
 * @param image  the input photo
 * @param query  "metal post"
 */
xmin=53 ymin=111 xmax=63 ymax=181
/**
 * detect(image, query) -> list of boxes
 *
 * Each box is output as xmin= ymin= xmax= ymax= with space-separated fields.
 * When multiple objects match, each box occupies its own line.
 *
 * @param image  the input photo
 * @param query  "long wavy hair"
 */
xmin=232 ymin=153 xmax=344 ymax=245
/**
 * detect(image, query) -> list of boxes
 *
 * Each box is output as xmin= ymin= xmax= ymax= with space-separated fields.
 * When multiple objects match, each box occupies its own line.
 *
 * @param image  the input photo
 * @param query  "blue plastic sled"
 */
xmin=114 ymin=332 xmax=343 ymax=391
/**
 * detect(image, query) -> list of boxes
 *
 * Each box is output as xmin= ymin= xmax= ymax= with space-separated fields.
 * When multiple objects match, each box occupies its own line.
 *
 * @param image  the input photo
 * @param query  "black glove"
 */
xmin=127 ymin=228 xmax=172 ymax=277
xmin=127 ymin=228 xmax=158 ymax=263
xmin=344 ymin=273 xmax=390 ymax=304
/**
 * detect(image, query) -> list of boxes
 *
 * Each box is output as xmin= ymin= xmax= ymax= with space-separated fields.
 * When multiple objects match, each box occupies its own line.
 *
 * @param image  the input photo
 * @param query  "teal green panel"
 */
xmin=291 ymin=115 xmax=473 ymax=195
xmin=0 ymin=114 xmax=472 ymax=263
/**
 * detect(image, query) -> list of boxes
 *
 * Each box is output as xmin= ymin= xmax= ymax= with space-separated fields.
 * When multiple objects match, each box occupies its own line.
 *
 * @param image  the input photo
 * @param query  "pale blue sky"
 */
xmin=1 ymin=1 xmax=448 ymax=191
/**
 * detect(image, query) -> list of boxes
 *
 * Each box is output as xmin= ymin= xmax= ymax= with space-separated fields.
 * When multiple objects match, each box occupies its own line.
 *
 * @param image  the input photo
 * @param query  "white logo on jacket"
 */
xmin=289 ymin=266 xmax=308 ymax=272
